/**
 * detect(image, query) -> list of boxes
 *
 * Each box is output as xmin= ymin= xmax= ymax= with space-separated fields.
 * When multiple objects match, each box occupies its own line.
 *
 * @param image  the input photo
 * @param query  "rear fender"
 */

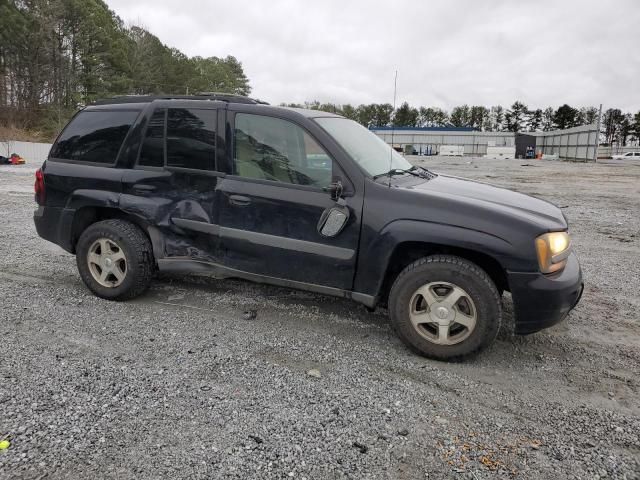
xmin=64 ymin=189 xmax=120 ymax=211
xmin=58 ymin=190 xmax=121 ymax=252
xmin=62 ymin=191 xmax=162 ymax=258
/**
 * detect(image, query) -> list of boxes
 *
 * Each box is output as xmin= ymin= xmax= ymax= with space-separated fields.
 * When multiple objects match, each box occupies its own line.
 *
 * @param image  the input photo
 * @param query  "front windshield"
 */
xmin=315 ymin=117 xmax=413 ymax=177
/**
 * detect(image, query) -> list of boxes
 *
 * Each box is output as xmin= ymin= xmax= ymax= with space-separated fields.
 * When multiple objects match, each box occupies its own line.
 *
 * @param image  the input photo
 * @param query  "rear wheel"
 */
xmin=388 ymin=255 xmax=502 ymax=360
xmin=76 ymin=219 xmax=154 ymax=300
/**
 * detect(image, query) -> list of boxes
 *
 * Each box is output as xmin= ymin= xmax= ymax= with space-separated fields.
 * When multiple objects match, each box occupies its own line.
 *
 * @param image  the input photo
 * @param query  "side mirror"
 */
xmin=317 ymin=203 xmax=350 ymax=237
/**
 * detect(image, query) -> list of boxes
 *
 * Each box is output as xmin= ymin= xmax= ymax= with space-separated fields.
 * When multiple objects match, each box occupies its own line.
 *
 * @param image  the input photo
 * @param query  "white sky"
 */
xmin=105 ymin=0 xmax=640 ymax=112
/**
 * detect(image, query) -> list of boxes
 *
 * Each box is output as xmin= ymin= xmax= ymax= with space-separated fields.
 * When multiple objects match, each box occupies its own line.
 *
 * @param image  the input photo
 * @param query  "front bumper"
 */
xmin=507 ymin=252 xmax=583 ymax=335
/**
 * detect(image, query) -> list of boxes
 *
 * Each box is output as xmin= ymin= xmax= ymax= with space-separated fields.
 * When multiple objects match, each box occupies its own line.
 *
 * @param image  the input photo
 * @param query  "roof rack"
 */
xmin=91 ymin=93 xmax=267 ymax=106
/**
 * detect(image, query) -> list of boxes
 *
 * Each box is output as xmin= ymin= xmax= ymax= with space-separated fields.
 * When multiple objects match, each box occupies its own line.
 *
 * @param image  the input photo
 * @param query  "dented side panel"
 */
xmin=120 ymin=168 xmax=223 ymax=263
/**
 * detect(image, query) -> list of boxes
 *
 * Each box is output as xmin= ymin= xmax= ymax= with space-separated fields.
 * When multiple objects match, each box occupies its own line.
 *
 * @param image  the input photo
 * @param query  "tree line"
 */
xmin=1 ymin=1 xmax=638 ymax=147
xmin=0 ymin=0 xmax=251 ymax=138
xmin=284 ymin=101 xmax=640 ymax=146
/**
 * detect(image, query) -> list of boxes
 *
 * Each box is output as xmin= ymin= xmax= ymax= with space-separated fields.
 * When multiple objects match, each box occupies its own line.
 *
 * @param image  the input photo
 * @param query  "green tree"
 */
xmin=469 ymin=106 xmax=489 ymax=130
xmin=577 ymin=106 xmax=599 ymax=126
xmin=488 ymin=106 xmax=504 ymax=132
xmin=418 ymin=107 xmax=448 ymax=127
xmin=315 ymin=103 xmax=341 ymax=114
xmin=125 ymin=26 xmax=171 ymax=94
xmin=632 ymin=111 xmax=640 ymax=145
xmin=553 ymin=104 xmax=579 ymax=130
xmin=602 ymin=108 xmax=625 ymax=145
xmin=355 ymin=104 xmax=377 ymax=127
xmin=393 ymin=102 xmax=419 ymax=127
xmin=527 ymin=109 xmax=543 ymax=132
xmin=372 ymin=103 xmax=393 ymax=127
xmin=0 ymin=0 xmax=252 ymax=137
xmin=542 ymin=107 xmax=555 ymax=131
xmin=341 ymin=104 xmax=358 ymax=121
xmin=505 ymin=101 xmax=528 ymax=132
xmin=187 ymin=55 xmax=251 ymax=96
xmin=620 ymin=113 xmax=633 ymax=146
xmin=450 ymin=104 xmax=471 ymax=127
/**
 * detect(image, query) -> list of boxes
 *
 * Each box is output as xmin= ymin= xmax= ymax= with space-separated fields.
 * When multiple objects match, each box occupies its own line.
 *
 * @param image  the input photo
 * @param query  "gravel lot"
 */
xmin=1 ymin=157 xmax=639 ymax=479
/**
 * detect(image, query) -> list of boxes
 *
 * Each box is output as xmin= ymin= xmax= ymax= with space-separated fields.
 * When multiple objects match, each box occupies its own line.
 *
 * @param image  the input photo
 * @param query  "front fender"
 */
xmin=354 ymin=219 xmax=528 ymax=299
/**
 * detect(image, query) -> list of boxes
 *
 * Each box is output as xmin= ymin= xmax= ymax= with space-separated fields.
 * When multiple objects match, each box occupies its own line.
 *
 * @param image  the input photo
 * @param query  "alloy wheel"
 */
xmin=87 ymin=238 xmax=127 ymax=288
xmin=408 ymin=281 xmax=477 ymax=345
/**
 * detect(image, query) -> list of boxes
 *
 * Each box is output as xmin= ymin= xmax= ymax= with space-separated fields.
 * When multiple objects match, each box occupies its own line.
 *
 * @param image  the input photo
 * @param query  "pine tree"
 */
xmin=505 ymin=101 xmax=528 ymax=132
xmin=393 ymin=102 xmax=419 ymax=127
xmin=450 ymin=105 xmax=471 ymax=127
xmin=553 ymin=104 xmax=579 ymax=129
xmin=527 ymin=109 xmax=543 ymax=132
xmin=542 ymin=107 xmax=555 ymax=131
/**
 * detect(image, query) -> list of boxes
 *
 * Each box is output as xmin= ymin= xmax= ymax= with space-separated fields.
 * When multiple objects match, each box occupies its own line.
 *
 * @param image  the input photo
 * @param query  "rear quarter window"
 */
xmin=50 ymin=110 xmax=140 ymax=164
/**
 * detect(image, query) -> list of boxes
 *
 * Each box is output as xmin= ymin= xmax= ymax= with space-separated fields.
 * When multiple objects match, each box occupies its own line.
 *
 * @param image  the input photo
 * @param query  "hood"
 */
xmin=401 ymin=174 xmax=567 ymax=231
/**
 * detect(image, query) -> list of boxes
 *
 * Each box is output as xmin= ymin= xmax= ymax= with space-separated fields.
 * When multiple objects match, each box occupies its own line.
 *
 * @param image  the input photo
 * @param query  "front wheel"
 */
xmin=388 ymin=255 xmax=502 ymax=361
xmin=76 ymin=219 xmax=154 ymax=300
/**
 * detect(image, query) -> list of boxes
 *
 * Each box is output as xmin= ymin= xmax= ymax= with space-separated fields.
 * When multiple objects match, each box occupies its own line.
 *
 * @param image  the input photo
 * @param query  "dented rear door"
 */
xmin=120 ymin=103 xmax=225 ymax=263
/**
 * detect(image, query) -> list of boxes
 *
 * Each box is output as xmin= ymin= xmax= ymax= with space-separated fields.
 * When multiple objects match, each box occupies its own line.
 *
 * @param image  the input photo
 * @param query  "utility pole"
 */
xmin=593 ymin=103 xmax=602 ymax=163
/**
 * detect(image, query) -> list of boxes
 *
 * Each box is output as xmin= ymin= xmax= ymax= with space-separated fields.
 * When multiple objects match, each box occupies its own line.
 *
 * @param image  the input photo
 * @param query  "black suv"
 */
xmin=34 ymin=94 xmax=583 ymax=360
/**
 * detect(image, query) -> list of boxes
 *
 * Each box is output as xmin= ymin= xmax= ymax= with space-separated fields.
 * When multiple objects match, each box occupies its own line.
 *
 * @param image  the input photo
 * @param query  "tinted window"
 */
xmin=234 ymin=113 xmax=332 ymax=188
xmin=166 ymin=108 xmax=216 ymax=170
xmin=138 ymin=109 xmax=165 ymax=167
xmin=51 ymin=110 xmax=139 ymax=164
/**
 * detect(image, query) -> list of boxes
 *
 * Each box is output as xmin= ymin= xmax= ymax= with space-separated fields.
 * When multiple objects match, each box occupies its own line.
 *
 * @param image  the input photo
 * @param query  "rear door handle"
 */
xmin=132 ymin=184 xmax=156 ymax=193
xmin=229 ymin=194 xmax=251 ymax=206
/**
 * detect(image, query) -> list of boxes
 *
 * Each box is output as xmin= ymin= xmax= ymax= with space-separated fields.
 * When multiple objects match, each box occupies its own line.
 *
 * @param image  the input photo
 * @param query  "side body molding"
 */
xmin=171 ymin=218 xmax=355 ymax=261
xmin=162 ymin=217 xmax=365 ymax=305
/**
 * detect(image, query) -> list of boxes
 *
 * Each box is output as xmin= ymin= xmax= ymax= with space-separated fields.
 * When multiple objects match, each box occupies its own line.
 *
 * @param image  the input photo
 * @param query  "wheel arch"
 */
xmin=356 ymin=219 xmax=516 ymax=307
xmin=377 ymin=241 xmax=509 ymax=307
xmin=69 ymin=206 xmax=161 ymax=261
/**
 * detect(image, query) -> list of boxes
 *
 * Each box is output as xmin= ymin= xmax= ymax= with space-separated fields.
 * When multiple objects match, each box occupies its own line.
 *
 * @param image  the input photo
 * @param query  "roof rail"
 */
xmin=91 ymin=93 xmax=267 ymax=106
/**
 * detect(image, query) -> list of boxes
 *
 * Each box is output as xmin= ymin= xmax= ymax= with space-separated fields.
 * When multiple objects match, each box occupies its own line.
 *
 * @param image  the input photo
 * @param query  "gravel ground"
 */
xmin=0 ymin=157 xmax=639 ymax=479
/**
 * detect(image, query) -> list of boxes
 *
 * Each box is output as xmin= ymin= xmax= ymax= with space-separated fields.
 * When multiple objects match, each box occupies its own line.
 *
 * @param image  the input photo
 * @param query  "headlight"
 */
xmin=535 ymin=231 xmax=571 ymax=274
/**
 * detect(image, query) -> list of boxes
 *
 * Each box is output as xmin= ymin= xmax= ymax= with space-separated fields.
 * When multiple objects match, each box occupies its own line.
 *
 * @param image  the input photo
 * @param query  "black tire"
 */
xmin=388 ymin=255 xmax=501 ymax=361
xmin=76 ymin=219 xmax=154 ymax=300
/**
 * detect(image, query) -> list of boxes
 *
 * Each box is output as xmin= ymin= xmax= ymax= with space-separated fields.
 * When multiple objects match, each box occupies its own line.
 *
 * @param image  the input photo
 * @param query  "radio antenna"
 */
xmin=388 ymin=70 xmax=398 ymax=188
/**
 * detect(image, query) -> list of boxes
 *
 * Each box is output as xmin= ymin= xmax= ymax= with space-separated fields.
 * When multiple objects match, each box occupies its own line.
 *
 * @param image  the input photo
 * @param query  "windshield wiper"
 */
xmin=412 ymin=165 xmax=437 ymax=179
xmin=372 ymin=168 xmax=423 ymax=180
xmin=373 ymin=166 xmax=435 ymax=180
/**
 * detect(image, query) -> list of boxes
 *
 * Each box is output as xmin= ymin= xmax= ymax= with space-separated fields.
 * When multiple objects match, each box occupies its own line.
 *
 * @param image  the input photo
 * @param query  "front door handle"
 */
xmin=229 ymin=194 xmax=251 ymax=206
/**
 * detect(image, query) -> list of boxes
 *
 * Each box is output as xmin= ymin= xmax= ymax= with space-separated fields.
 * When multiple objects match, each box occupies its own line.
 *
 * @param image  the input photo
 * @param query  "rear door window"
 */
xmin=50 ymin=110 xmax=139 ymax=164
xmin=138 ymin=109 xmax=166 ymax=168
xmin=166 ymin=108 xmax=216 ymax=170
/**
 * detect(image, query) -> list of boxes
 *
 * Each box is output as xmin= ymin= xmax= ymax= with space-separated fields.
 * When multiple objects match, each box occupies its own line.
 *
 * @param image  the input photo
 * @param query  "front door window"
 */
xmin=233 ymin=113 xmax=332 ymax=188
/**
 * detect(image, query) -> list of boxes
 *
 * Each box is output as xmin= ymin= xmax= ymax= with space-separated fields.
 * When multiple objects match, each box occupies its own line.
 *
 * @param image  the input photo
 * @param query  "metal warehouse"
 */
xmin=372 ymin=123 xmax=601 ymax=162
xmin=371 ymin=127 xmax=515 ymax=156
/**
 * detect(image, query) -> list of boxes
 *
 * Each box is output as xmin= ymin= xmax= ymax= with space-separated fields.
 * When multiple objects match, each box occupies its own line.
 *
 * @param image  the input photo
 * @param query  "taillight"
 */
xmin=35 ymin=168 xmax=45 ymax=204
